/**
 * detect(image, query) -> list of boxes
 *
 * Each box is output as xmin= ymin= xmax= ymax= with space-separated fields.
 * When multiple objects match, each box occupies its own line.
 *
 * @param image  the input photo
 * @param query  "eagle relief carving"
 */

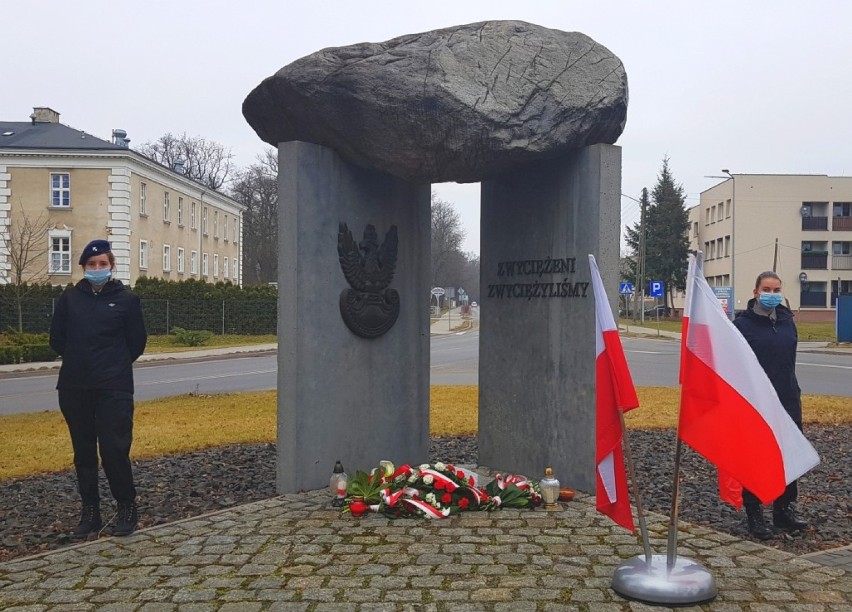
xmin=337 ymin=222 xmax=399 ymax=338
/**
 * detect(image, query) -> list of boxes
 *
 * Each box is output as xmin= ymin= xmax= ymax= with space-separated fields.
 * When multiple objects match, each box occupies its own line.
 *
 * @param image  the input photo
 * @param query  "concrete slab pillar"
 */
xmin=277 ymin=141 xmax=431 ymax=494
xmin=478 ymin=144 xmax=622 ymax=492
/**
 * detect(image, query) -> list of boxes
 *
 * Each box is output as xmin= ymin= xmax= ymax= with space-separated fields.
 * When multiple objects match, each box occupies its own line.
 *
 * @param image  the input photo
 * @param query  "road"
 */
xmin=1 ymin=332 xmax=849 ymax=414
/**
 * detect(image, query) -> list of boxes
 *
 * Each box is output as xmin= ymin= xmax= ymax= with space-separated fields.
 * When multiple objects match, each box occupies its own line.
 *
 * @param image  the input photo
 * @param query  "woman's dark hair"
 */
xmin=754 ymin=271 xmax=781 ymax=289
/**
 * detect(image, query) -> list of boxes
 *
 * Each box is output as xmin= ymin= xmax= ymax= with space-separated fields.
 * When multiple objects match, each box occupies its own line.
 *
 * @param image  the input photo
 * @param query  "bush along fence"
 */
xmin=0 ymin=279 xmax=278 ymax=364
xmin=0 ymin=297 xmax=278 ymax=338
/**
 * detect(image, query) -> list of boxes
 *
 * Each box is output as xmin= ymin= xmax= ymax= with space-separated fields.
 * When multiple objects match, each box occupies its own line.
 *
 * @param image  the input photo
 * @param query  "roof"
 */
xmin=0 ymin=121 xmax=123 ymax=150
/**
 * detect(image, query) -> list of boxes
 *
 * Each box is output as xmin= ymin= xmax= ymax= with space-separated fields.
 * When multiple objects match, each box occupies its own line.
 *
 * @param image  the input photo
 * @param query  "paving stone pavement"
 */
xmin=1 ymin=490 xmax=849 ymax=611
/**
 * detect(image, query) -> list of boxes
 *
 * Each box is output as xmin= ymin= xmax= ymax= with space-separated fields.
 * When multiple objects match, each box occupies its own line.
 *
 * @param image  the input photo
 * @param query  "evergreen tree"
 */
xmin=644 ymin=157 xmax=690 ymax=311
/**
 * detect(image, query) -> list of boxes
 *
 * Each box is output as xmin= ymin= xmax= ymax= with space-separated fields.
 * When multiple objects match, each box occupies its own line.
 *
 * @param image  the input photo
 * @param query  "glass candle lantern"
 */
xmin=540 ymin=467 xmax=560 ymax=510
xmin=330 ymin=461 xmax=348 ymax=507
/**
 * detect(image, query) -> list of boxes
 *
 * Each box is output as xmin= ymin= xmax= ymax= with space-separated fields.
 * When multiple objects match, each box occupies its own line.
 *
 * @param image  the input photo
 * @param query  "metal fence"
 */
xmin=0 ymin=298 xmax=278 ymax=336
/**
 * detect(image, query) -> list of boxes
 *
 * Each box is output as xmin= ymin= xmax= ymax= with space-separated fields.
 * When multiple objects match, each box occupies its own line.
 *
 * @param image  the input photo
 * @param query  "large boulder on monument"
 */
xmin=243 ymin=20 xmax=627 ymax=183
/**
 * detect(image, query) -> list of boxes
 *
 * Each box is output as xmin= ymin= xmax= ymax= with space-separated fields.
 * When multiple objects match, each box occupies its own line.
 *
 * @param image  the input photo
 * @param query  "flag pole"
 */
xmin=666 ymin=437 xmax=684 ymax=572
xmin=618 ymin=411 xmax=653 ymax=564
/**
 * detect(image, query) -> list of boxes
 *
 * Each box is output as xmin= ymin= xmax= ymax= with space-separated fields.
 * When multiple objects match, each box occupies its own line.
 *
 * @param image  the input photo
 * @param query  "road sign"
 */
xmin=619 ymin=282 xmax=634 ymax=295
xmin=649 ymin=281 xmax=664 ymax=298
xmin=431 ymin=287 xmax=445 ymax=296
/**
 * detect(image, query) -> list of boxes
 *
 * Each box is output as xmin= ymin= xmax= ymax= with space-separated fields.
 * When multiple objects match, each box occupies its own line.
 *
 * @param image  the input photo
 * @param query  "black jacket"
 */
xmin=49 ymin=279 xmax=147 ymax=393
xmin=732 ymin=299 xmax=801 ymax=424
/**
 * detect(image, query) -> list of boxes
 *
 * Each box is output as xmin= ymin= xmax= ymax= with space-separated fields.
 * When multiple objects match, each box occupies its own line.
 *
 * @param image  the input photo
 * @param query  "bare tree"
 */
xmin=430 ymin=192 xmax=466 ymax=288
xmin=5 ymin=209 xmax=52 ymax=331
xmin=230 ymin=149 xmax=278 ymax=285
xmin=137 ymin=133 xmax=234 ymax=191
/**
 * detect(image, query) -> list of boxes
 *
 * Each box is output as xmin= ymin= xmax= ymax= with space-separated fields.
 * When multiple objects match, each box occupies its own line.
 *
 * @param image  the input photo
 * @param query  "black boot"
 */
xmin=112 ymin=500 xmax=138 ymax=537
xmin=72 ymin=503 xmax=102 ymax=538
xmin=745 ymin=504 xmax=773 ymax=540
xmin=773 ymin=503 xmax=808 ymax=531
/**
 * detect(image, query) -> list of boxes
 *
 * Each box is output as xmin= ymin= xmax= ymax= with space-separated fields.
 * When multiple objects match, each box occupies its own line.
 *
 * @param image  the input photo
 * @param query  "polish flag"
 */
xmin=679 ymin=254 xmax=819 ymax=504
xmin=589 ymin=255 xmax=638 ymax=531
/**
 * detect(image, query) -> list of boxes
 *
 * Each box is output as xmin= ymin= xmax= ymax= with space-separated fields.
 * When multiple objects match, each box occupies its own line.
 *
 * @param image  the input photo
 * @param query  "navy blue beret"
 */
xmin=79 ymin=239 xmax=112 ymax=265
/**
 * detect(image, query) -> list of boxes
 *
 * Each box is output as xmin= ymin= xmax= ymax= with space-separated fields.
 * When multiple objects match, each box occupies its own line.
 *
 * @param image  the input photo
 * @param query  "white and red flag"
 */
xmin=589 ymin=255 xmax=639 ymax=531
xmin=678 ymin=254 xmax=819 ymax=504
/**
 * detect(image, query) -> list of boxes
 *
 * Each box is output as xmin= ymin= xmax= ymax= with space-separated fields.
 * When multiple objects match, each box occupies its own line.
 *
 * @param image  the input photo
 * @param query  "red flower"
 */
xmin=468 ymin=476 xmax=475 ymax=486
xmin=456 ymin=470 xmax=466 ymax=480
xmin=447 ymin=464 xmax=456 ymax=472
xmin=441 ymin=493 xmax=452 ymax=504
xmin=434 ymin=479 xmax=445 ymax=491
xmin=458 ymin=498 xmax=469 ymax=510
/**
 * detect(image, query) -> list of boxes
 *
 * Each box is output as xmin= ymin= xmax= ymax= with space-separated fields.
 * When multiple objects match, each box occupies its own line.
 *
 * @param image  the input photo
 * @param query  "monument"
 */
xmin=243 ymin=20 xmax=627 ymax=494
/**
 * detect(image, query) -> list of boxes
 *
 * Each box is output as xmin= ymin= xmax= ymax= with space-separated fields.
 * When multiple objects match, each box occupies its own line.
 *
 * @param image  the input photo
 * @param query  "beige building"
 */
xmin=0 ymin=107 xmax=244 ymax=287
xmin=688 ymin=173 xmax=852 ymax=322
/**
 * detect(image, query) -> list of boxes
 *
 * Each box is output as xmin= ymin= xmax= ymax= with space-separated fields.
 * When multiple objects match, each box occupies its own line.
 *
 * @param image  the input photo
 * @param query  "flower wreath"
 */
xmin=345 ymin=461 xmax=541 ymax=519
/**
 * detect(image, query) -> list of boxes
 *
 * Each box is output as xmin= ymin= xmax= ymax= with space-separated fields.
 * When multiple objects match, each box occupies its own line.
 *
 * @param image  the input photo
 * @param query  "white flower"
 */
xmin=423 ymin=475 xmax=434 ymax=485
xmin=419 ymin=463 xmax=430 ymax=471
xmin=434 ymin=462 xmax=446 ymax=471
xmin=407 ymin=474 xmax=418 ymax=484
xmin=425 ymin=493 xmax=437 ymax=505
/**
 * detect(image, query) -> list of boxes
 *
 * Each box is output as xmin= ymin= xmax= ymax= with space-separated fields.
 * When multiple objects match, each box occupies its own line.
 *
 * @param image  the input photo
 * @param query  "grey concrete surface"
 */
xmin=479 ymin=144 xmax=621 ymax=494
xmin=276 ymin=141 xmax=431 ymax=495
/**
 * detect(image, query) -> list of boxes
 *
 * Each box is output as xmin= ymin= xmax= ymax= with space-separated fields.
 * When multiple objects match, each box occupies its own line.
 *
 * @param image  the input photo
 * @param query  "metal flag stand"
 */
xmin=611 ymin=252 xmax=717 ymax=606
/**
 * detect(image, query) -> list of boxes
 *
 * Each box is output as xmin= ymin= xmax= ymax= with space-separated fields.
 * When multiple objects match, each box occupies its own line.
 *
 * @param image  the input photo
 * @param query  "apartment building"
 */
xmin=688 ymin=174 xmax=852 ymax=322
xmin=0 ymin=107 xmax=244 ymax=287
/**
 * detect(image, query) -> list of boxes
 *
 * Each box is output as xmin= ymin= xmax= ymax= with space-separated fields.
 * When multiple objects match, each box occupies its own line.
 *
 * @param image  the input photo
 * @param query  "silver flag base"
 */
xmin=611 ymin=554 xmax=717 ymax=606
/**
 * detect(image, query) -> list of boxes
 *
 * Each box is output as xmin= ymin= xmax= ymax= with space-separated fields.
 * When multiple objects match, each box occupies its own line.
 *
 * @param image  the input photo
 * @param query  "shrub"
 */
xmin=171 ymin=327 xmax=213 ymax=347
xmin=20 ymin=344 xmax=58 ymax=363
xmin=0 ymin=346 xmax=22 ymax=365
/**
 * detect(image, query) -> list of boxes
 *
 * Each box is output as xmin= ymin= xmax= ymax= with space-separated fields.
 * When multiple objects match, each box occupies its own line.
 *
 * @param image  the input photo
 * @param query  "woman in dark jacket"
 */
xmin=732 ymin=271 xmax=808 ymax=539
xmin=49 ymin=239 xmax=147 ymax=538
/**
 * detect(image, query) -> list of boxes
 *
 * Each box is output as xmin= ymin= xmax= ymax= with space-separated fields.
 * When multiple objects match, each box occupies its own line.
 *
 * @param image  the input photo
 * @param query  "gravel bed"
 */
xmin=0 ymin=425 xmax=847 ymax=563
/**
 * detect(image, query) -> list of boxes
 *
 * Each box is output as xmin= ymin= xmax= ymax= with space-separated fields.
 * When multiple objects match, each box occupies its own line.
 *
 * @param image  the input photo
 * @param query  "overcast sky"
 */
xmin=3 ymin=1 xmax=851 ymax=254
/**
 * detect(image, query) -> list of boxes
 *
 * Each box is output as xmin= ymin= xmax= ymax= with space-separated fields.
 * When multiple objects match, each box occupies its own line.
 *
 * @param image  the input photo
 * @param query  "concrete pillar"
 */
xmin=478 ymin=144 xmax=622 ymax=492
xmin=277 ymin=141 xmax=431 ymax=494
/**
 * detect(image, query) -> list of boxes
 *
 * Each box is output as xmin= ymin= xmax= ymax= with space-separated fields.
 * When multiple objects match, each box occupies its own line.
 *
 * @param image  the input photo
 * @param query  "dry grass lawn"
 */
xmin=1 ymin=387 xmax=848 ymax=481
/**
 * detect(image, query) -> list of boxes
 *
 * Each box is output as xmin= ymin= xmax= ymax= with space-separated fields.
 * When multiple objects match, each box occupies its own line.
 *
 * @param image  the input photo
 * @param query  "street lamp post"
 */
xmin=722 ymin=169 xmax=736 ymax=316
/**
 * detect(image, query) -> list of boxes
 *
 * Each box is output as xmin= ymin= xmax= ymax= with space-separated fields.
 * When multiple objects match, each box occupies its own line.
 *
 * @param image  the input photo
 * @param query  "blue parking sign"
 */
xmin=649 ymin=281 xmax=664 ymax=297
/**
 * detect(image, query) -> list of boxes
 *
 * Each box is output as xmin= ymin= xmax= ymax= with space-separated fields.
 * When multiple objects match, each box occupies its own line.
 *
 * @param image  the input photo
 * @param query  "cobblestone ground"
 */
xmin=1 ymin=490 xmax=849 ymax=611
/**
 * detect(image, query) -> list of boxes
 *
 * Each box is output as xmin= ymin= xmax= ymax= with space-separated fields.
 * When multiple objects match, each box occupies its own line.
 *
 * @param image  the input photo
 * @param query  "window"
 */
xmin=190 ymin=250 xmax=198 ymax=275
xmin=224 ymin=216 xmax=229 ymax=242
xmin=233 ymin=220 xmax=238 ymax=243
xmin=833 ymin=241 xmax=851 ymax=255
xmin=177 ymin=247 xmax=185 ymax=273
xmin=214 ymin=211 xmax=219 ymax=238
xmin=163 ymin=245 xmax=171 ymax=271
xmin=178 ymin=197 xmax=184 ymax=226
xmin=191 ymin=202 xmax=197 ymax=229
xmin=834 ymin=202 xmax=852 ymax=217
xmin=49 ymin=232 xmax=71 ymax=273
xmin=202 ymin=252 xmax=209 ymax=276
xmin=213 ymin=254 xmax=219 ymax=277
xmin=202 ymin=207 xmax=209 ymax=235
xmin=139 ymin=240 xmax=149 ymax=269
xmin=726 ymin=199 xmax=732 ymax=218
xmin=724 ymin=235 xmax=731 ymax=257
xmin=163 ymin=192 xmax=170 ymax=222
xmin=692 ymin=221 xmax=699 ymax=238
xmin=50 ymin=173 xmax=71 ymax=207
xmin=705 ymin=208 xmax=711 ymax=225
xmin=223 ymin=256 xmax=229 ymax=278
xmin=232 ymin=257 xmax=238 ymax=279
xmin=140 ymin=182 xmax=147 ymax=215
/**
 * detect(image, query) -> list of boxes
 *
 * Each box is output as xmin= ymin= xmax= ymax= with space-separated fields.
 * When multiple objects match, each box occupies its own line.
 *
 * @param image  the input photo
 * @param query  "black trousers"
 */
xmin=59 ymin=389 xmax=136 ymax=505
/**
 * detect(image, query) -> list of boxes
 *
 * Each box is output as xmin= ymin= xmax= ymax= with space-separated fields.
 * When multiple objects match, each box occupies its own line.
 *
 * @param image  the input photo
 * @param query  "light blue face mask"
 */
xmin=758 ymin=292 xmax=783 ymax=309
xmin=84 ymin=269 xmax=112 ymax=286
